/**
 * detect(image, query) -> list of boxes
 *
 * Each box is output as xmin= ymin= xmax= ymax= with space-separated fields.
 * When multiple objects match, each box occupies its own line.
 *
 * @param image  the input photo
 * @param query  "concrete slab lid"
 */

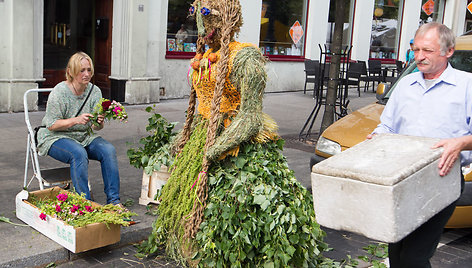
xmin=312 ymin=133 xmax=443 ymax=186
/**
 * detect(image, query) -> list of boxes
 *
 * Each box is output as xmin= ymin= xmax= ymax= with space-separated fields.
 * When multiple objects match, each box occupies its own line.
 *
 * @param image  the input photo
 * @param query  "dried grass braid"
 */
xmin=184 ymin=0 xmax=242 ymax=239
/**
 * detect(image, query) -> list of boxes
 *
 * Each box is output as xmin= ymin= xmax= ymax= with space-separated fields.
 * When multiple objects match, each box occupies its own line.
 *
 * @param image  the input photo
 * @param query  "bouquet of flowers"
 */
xmin=30 ymin=190 xmax=136 ymax=228
xmin=88 ymin=98 xmax=128 ymax=134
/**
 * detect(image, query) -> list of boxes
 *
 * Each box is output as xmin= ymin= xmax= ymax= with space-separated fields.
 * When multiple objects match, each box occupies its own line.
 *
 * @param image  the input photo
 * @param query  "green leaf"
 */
xmin=141 ymin=155 xmax=149 ymax=165
xmin=241 ymin=231 xmax=251 ymax=245
xmin=229 ymin=252 xmax=237 ymax=263
xmin=45 ymin=262 xmax=56 ymax=268
xmin=235 ymin=157 xmax=247 ymax=169
xmin=302 ymin=225 xmax=310 ymax=233
xmin=134 ymin=253 xmax=147 ymax=259
xmin=286 ymin=245 xmax=296 ymax=256
xmin=263 ymin=262 xmax=275 ymax=268
xmin=0 ymin=216 xmax=28 ymax=227
xmin=280 ymin=253 xmax=290 ymax=265
xmin=253 ymin=194 xmax=266 ymax=205
xmin=289 ymin=234 xmax=299 ymax=244
xmin=261 ymin=200 xmax=270 ymax=211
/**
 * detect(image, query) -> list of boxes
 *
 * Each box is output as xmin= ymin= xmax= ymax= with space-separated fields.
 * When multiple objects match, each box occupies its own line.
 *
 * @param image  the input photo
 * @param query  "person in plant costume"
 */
xmin=140 ymin=0 xmax=328 ymax=266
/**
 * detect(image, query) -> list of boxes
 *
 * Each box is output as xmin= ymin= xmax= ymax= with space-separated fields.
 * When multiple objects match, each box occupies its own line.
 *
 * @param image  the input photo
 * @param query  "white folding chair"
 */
xmin=23 ymin=88 xmax=72 ymax=190
xmin=24 ymin=89 xmax=93 ymax=193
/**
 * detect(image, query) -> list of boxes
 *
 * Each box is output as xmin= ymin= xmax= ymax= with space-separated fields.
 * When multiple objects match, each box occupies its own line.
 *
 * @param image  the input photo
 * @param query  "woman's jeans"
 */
xmin=48 ymin=137 xmax=120 ymax=204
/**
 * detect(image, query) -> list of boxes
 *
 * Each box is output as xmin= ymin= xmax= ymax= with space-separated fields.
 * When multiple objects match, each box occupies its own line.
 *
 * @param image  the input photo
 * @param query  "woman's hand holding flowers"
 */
xmin=92 ymin=114 xmax=105 ymax=131
xmin=88 ymin=98 xmax=128 ymax=135
xmin=75 ymin=113 xmax=93 ymax=125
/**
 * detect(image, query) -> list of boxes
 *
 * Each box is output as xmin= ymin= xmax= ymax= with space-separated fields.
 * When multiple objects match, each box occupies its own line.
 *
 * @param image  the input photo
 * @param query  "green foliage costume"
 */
xmin=140 ymin=0 xmax=329 ymax=266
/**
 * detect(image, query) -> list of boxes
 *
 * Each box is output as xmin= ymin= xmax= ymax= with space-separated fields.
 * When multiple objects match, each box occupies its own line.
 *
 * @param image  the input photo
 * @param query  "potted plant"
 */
xmin=127 ymin=106 xmax=177 ymax=205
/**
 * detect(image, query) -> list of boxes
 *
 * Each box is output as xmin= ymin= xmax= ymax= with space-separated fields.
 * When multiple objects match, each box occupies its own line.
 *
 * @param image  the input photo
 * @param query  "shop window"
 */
xmin=419 ymin=0 xmax=445 ymax=25
xmin=466 ymin=0 xmax=472 ymax=32
xmin=259 ymin=0 xmax=308 ymax=60
xmin=369 ymin=0 xmax=401 ymax=60
xmin=166 ymin=0 xmax=199 ymax=58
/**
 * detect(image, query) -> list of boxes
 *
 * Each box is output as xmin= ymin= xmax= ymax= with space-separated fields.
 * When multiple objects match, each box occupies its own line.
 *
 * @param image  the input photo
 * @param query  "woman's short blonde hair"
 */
xmin=65 ymin=52 xmax=94 ymax=82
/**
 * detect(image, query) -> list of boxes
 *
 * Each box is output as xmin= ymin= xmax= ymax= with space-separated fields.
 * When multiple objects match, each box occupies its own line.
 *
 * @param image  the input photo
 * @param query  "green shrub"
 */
xmin=127 ymin=106 xmax=177 ymax=174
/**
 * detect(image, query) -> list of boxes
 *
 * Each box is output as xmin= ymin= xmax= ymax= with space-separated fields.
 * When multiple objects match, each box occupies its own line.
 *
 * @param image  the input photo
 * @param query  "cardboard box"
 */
xmin=311 ymin=134 xmax=461 ymax=243
xmin=16 ymin=187 xmax=121 ymax=253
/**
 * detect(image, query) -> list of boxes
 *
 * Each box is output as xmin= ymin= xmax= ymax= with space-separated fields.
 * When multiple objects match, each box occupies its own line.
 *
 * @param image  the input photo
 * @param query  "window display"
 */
xmin=166 ymin=0 xmax=199 ymax=54
xmin=369 ymin=0 xmax=401 ymax=60
xmin=419 ymin=0 xmax=445 ymax=25
xmin=259 ymin=0 xmax=307 ymax=57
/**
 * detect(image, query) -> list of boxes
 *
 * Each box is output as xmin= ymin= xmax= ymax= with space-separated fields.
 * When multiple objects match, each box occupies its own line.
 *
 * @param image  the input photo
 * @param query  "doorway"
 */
xmin=42 ymin=0 xmax=113 ymax=101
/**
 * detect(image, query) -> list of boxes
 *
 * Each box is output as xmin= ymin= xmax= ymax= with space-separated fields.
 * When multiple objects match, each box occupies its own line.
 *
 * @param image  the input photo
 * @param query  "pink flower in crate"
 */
xmin=85 ymin=205 xmax=93 ymax=212
xmin=55 ymin=204 xmax=62 ymax=212
xmin=70 ymin=205 xmax=79 ymax=213
xmin=39 ymin=213 xmax=47 ymax=221
xmin=56 ymin=193 xmax=68 ymax=202
xmin=79 ymin=210 xmax=84 ymax=215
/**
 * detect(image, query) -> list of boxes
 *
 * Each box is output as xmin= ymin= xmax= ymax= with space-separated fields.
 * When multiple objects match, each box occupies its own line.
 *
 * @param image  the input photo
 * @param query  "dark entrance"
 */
xmin=42 ymin=0 xmax=113 ymax=102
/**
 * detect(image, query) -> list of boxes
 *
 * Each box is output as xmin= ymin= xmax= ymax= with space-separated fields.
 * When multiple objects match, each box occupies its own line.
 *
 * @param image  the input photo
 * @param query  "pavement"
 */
xmin=2 ymin=88 xmax=472 ymax=267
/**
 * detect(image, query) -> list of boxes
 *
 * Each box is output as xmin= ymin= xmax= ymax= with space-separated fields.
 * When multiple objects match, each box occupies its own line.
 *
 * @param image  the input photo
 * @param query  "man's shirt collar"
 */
xmin=409 ymin=63 xmax=456 ymax=91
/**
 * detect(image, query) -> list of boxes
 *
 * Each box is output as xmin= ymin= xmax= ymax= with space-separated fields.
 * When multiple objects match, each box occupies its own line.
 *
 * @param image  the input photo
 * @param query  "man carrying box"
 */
xmin=369 ymin=22 xmax=472 ymax=267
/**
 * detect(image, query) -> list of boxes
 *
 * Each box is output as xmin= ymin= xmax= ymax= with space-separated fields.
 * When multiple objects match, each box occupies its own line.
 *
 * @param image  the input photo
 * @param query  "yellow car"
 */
xmin=311 ymin=34 xmax=472 ymax=228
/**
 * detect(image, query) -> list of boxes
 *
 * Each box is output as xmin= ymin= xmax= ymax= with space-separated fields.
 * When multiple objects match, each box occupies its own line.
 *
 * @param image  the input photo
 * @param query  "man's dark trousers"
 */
xmin=388 ymin=173 xmax=464 ymax=268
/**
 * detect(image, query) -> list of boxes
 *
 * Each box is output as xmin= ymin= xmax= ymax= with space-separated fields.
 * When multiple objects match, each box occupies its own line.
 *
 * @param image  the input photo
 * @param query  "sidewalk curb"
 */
xmin=1 ymin=207 xmax=154 ymax=268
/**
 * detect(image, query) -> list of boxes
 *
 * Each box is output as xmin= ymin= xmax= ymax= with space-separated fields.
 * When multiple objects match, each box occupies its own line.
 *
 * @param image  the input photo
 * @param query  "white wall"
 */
xmin=266 ymin=61 xmax=305 ymax=92
xmin=0 ymin=0 xmax=41 ymax=112
xmin=237 ymin=0 xmax=262 ymax=45
xmin=305 ymin=0 xmax=330 ymax=60
xmin=350 ymin=0 xmax=375 ymax=61
xmin=398 ymin=0 xmax=422 ymax=63
xmin=111 ymin=0 xmax=161 ymax=104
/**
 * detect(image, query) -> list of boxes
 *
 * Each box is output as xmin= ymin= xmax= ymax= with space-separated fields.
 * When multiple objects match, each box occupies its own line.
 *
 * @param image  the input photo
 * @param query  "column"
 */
xmin=398 ymin=0 xmax=422 ymax=63
xmin=0 ymin=0 xmax=43 ymax=112
xmin=350 ymin=0 xmax=375 ymax=61
xmin=237 ymin=0 xmax=262 ymax=45
xmin=110 ymin=0 xmax=161 ymax=104
xmin=305 ymin=0 xmax=330 ymax=60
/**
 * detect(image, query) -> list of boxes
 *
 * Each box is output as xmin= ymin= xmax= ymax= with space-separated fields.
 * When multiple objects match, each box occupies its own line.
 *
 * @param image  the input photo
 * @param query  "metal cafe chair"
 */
xmin=366 ymin=59 xmax=384 ymax=92
xmin=23 ymin=88 xmax=91 ymax=193
xmin=303 ymin=59 xmax=319 ymax=94
xmin=341 ymin=62 xmax=363 ymax=97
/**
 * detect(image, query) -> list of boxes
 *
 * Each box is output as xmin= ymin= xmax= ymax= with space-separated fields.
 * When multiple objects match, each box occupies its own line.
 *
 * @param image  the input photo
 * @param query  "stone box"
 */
xmin=311 ymin=133 xmax=461 ymax=243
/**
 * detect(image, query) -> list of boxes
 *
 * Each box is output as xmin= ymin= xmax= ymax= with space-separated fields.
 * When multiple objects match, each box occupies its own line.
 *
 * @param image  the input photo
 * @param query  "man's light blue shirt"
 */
xmin=373 ymin=64 xmax=472 ymax=166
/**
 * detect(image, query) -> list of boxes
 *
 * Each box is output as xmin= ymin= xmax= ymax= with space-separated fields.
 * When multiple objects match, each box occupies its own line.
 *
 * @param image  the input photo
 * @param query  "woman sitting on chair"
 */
xmin=37 ymin=52 xmax=122 ymax=207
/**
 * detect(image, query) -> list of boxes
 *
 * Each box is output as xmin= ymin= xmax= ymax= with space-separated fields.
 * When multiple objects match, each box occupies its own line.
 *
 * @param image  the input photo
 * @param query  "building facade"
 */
xmin=0 ymin=0 xmax=469 ymax=112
